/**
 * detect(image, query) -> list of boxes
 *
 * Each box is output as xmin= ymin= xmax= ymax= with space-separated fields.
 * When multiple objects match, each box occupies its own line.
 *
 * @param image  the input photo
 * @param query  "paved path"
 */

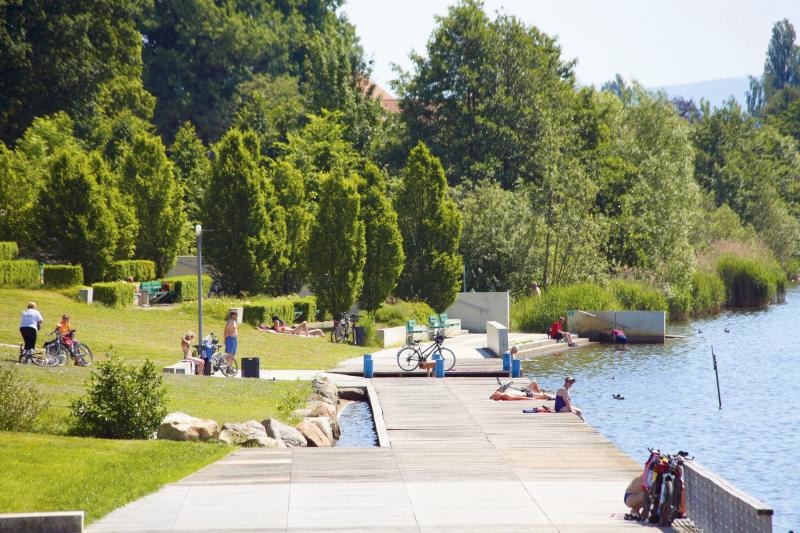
xmin=88 ymin=376 xmax=646 ymax=532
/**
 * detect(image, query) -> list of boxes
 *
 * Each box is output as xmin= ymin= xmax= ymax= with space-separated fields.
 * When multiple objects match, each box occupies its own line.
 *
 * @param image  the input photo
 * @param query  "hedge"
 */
xmin=511 ymin=283 xmax=619 ymax=333
xmin=162 ymin=275 xmax=213 ymax=302
xmin=0 ymin=242 xmax=18 ymax=260
xmin=92 ymin=281 xmax=136 ymax=307
xmin=107 ymin=260 xmax=156 ymax=282
xmin=0 ymin=260 xmax=39 ymax=288
xmin=43 ymin=265 xmax=84 ymax=288
xmin=242 ymin=295 xmax=318 ymax=326
xmin=374 ymin=300 xmax=436 ymax=326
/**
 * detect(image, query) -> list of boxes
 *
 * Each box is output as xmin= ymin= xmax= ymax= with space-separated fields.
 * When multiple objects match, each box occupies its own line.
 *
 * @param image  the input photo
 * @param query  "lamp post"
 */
xmin=196 ymin=224 xmax=203 ymax=348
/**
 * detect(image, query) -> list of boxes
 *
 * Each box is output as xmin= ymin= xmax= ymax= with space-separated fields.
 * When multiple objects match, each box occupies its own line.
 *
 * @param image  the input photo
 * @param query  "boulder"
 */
xmin=263 ymin=418 xmax=307 ymax=447
xmin=297 ymin=418 xmax=332 ymax=447
xmin=219 ymin=420 xmax=283 ymax=447
xmin=308 ymin=400 xmax=337 ymax=418
xmin=305 ymin=416 xmax=334 ymax=442
xmin=157 ymin=412 xmax=219 ymax=442
xmin=337 ymin=387 xmax=367 ymax=401
xmin=309 ymin=393 xmax=336 ymax=406
xmin=312 ymin=377 xmax=338 ymax=404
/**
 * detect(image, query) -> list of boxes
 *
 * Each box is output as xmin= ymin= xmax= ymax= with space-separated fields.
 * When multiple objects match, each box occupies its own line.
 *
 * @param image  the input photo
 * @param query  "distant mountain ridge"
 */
xmin=653 ymin=77 xmax=750 ymax=109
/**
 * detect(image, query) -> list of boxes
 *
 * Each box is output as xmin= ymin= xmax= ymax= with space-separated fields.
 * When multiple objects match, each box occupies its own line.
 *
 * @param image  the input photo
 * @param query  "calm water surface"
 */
xmin=522 ymin=284 xmax=800 ymax=532
xmin=336 ymin=401 xmax=378 ymax=447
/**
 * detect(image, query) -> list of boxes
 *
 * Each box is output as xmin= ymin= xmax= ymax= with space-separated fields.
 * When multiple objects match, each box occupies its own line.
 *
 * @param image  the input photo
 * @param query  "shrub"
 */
xmin=691 ymin=270 xmax=726 ymax=316
xmin=0 ymin=365 xmax=50 ymax=432
xmin=374 ymin=299 xmax=436 ymax=326
xmin=0 ymin=241 xmax=19 ymax=260
xmin=716 ymin=255 xmax=781 ymax=308
xmin=666 ymin=287 xmax=692 ymax=321
xmin=242 ymin=296 xmax=303 ymax=326
xmin=70 ymin=356 xmax=167 ymax=439
xmin=92 ymin=281 xmax=136 ymax=307
xmin=358 ymin=312 xmax=379 ymax=347
xmin=107 ymin=260 xmax=156 ymax=282
xmin=293 ymin=296 xmax=318 ymax=323
xmin=0 ymin=259 xmax=39 ymax=288
xmin=162 ymin=274 xmax=213 ymax=302
xmin=511 ymin=283 xmax=619 ymax=333
xmin=43 ymin=264 xmax=84 ymax=288
xmin=608 ymin=280 xmax=668 ymax=311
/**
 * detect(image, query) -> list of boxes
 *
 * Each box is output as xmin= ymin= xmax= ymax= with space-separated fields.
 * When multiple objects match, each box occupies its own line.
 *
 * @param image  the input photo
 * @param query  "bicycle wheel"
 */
xmin=76 ymin=343 xmax=94 ymax=366
xmin=210 ymin=353 xmax=223 ymax=374
xmin=46 ymin=343 xmax=67 ymax=365
xmin=658 ymin=478 xmax=675 ymax=526
xmin=437 ymin=347 xmax=456 ymax=371
xmin=32 ymin=351 xmax=59 ymax=367
xmin=641 ymin=480 xmax=656 ymax=523
xmin=397 ymin=347 xmax=420 ymax=371
xmin=223 ymin=357 xmax=238 ymax=377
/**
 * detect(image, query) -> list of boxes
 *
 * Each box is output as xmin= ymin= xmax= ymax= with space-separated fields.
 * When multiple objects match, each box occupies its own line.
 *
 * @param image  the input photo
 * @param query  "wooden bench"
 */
xmin=163 ymin=360 xmax=195 ymax=375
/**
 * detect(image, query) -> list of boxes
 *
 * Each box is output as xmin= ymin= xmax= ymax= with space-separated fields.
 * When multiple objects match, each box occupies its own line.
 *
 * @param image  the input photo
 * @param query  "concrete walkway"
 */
xmin=88 ymin=375 xmax=646 ymax=532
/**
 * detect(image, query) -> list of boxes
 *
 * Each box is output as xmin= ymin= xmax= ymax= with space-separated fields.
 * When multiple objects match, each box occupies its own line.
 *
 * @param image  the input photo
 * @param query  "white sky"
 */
xmin=340 ymin=0 xmax=800 ymax=92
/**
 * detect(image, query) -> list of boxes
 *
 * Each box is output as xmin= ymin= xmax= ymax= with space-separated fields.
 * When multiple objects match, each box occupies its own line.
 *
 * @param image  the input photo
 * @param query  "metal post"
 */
xmin=196 ymin=224 xmax=203 ymax=349
xmin=711 ymin=345 xmax=722 ymax=409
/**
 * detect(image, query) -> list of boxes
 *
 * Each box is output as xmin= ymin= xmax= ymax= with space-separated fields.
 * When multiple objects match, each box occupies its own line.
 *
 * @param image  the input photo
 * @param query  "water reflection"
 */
xmin=521 ymin=285 xmax=800 ymax=531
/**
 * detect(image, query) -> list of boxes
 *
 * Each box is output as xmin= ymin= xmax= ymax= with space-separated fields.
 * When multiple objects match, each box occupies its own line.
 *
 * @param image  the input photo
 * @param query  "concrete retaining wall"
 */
xmin=0 ymin=511 xmax=83 ymax=533
xmin=566 ymin=310 xmax=665 ymax=343
xmin=446 ymin=292 xmax=509 ymax=333
xmin=684 ymin=461 xmax=772 ymax=533
xmin=486 ymin=321 xmax=508 ymax=357
xmin=377 ymin=326 xmax=406 ymax=348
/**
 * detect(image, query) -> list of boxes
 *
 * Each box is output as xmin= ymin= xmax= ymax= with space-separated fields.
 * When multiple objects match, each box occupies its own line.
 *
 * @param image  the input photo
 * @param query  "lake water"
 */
xmin=336 ymin=400 xmax=378 ymax=447
xmin=521 ymin=284 xmax=800 ymax=532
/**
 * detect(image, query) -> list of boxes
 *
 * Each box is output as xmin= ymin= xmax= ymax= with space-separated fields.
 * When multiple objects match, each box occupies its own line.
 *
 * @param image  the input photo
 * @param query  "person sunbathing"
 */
xmin=490 ymin=380 xmax=555 ymax=401
xmin=259 ymin=315 xmax=324 ymax=337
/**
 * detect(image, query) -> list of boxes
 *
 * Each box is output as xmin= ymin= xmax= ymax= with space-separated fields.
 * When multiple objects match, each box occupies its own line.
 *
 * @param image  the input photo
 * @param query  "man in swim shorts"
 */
xmin=223 ymin=310 xmax=238 ymax=365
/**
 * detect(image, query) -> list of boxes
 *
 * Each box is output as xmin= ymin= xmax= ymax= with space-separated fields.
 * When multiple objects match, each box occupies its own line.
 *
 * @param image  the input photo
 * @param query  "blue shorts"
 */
xmin=224 ymin=336 xmax=238 ymax=355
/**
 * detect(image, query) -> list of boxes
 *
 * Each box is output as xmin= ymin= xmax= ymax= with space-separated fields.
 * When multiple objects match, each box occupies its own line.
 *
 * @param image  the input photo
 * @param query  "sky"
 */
xmin=339 ymin=0 xmax=800 ymax=93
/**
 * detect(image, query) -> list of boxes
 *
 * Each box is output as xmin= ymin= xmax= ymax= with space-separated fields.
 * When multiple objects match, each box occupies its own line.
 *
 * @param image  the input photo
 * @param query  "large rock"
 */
xmin=157 ymin=412 xmax=219 ymax=442
xmin=312 ymin=377 xmax=338 ymax=405
xmin=305 ymin=416 xmax=334 ymax=442
xmin=308 ymin=400 xmax=337 ymax=418
xmin=337 ymin=387 xmax=367 ymax=401
xmin=263 ymin=418 xmax=307 ymax=447
xmin=219 ymin=420 xmax=283 ymax=447
xmin=297 ymin=418 xmax=333 ymax=447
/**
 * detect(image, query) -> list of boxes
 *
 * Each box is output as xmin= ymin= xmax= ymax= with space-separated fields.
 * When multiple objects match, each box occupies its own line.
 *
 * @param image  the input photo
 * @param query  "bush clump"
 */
xmin=0 ymin=365 xmax=50 ymax=432
xmin=716 ymin=255 xmax=783 ymax=308
xmin=0 ymin=241 xmax=19 ymax=260
xmin=691 ymin=270 xmax=726 ymax=316
xmin=107 ymin=260 xmax=156 ymax=282
xmin=0 ymin=259 xmax=39 ymax=288
xmin=242 ymin=295 xmax=317 ymax=326
xmin=374 ymin=299 xmax=436 ymax=326
xmin=70 ymin=356 xmax=167 ymax=439
xmin=92 ymin=281 xmax=136 ymax=307
xmin=43 ymin=264 xmax=84 ymax=288
xmin=608 ymin=280 xmax=668 ymax=311
xmin=511 ymin=283 xmax=619 ymax=333
xmin=162 ymin=274 xmax=213 ymax=302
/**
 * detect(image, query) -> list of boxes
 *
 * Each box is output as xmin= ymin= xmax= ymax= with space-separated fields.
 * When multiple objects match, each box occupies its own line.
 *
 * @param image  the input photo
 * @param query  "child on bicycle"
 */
xmin=180 ymin=331 xmax=205 ymax=375
xmin=55 ymin=313 xmax=87 ymax=366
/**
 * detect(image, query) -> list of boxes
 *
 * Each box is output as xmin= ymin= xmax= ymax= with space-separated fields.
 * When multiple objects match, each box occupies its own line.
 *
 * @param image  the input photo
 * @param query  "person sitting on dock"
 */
xmin=555 ymin=375 xmax=584 ymax=420
xmin=623 ymin=473 xmax=645 ymax=518
xmin=549 ymin=317 xmax=577 ymax=347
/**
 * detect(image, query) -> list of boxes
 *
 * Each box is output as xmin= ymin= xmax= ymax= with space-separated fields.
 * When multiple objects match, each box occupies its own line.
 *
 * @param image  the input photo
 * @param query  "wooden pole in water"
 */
xmin=711 ymin=345 xmax=722 ymax=409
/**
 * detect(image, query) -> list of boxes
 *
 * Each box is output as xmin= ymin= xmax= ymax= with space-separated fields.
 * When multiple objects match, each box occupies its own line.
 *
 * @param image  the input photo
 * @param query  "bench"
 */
xmin=406 ymin=319 xmax=429 ymax=342
xmin=163 ymin=360 xmax=195 ymax=375
xmin=140 ymin=280 xmax=175 ymax=304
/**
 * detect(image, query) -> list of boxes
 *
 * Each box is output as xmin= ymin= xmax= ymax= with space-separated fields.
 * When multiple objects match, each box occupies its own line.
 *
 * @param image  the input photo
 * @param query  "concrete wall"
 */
xmin=566 ymin=310 xmax=665 ymax=343
xmin=446 ymin=292 xmax=509 ymax=333
xmin=0 ymin=511 xmax=83 ymax=533
xmin=486 ymin=321 xmax=508 ymax=357
xmin=377 ymin=326 xmax=406 ymax=348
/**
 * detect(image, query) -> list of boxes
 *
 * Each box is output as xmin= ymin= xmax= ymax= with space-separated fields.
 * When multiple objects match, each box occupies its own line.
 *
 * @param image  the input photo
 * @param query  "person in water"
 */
xmin=555 ymin=375 xmax=584 ymax=420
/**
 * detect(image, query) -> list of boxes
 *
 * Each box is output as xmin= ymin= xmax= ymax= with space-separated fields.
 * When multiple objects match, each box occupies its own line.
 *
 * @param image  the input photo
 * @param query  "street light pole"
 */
xmin=196 ymin=224 xmax=203 ymax=348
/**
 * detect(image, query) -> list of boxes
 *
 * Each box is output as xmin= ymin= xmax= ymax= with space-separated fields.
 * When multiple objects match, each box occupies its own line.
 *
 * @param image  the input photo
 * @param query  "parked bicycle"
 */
xmin=397 ymin=332 xmax=456 ymax=371
xmin=331 ymin=312 xmax=358 ymax=343
xmin=18 ymin=343 xmax=59 ymax=367
xmin=641 ymin=448 xmax=690 ymax=526
xmin=192 ymin=332 xmax=237 ymax=377
xmin=43 ymin=329 xmax=93 ymax=366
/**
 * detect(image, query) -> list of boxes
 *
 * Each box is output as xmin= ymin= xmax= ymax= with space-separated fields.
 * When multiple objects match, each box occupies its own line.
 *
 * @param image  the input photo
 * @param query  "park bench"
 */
xmin=406 ymin=319 xmax=429 ymax=342
xmin=140 ymin=280 xmax=175 ymax=304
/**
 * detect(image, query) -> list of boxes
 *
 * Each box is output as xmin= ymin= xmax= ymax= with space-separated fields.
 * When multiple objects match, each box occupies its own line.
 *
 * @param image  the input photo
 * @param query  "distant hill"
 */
xmin=653 ymin=77 xmax=750 ymax=109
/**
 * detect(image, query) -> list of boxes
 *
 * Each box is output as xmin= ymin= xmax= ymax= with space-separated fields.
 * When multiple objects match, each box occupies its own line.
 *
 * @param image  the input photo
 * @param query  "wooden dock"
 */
xmin=89 ymin=376 xmax=653 ymax=532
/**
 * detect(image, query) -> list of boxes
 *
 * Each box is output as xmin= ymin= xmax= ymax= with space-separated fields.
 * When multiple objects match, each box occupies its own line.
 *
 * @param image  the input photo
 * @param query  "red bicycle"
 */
xmin=641 ymin=449 xmax=690 ymax=526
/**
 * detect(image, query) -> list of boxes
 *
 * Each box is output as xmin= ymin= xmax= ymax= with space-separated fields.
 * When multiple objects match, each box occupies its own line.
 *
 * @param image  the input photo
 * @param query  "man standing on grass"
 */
xmin=223 ymin=310 xmax=238 ymax=367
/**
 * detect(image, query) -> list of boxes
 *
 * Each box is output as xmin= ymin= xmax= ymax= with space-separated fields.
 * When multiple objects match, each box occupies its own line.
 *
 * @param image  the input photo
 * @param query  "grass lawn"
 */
xmin=0 ymin=288 xmax=365 ymax=369
xmin=0 ymin=431 xmax=231 ymax=524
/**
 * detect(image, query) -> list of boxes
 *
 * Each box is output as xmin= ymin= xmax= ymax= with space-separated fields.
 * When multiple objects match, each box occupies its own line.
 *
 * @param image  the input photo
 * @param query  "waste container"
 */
xmin=138 ymin=290 xmax=150 ymax=306
xmin=354 ymin=326 xmax=365 ymax=346
xmin=241 ymin=357 xmax=260 ymax=378
xmin=202 ymin=343 xmax=214 ymax=376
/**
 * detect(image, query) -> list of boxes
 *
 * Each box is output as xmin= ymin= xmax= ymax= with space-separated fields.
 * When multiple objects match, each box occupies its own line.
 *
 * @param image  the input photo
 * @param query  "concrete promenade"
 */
xmin=88 ymin=374 xmax=649 ymax=532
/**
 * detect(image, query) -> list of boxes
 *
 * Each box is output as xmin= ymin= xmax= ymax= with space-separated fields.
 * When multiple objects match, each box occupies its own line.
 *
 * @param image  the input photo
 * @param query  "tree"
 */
xmin=203 ymin=129 xmax=285 ymax=294
xmin=307 ymin=169 xmax=366 ymax=317
xmin=0 ymin=144 xmax=37 ymax=250
xmin=394 ymin=142 xmax=463 ymax=311
xmin=89 ymin=153 xmax=138 ymax=261
xmin=359 ymin=164 xmax=404 ymax=313
xmin=170 ymin=122 xmax=211 ymax=227
xmin=763 ymin=19 xmax=800 ymax=94
xmin=121 ymin=133 xmax=186 ymax=277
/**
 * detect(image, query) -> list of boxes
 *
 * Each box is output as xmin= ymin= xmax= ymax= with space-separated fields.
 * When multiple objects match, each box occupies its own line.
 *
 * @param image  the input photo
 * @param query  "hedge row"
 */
xmin=242 ymin=295 xmax=318 ymax=326
xmin=0 ymin=242 xmax=18 ymax=260
xmin=162 ymin=275 xmax=213 ymax=302
xmin=92 ymin=282 xmax=136 ymax=307
xmin=107 ymin=260 xmax=156 ymax=282
xmin=43 ymin=265 xmax=84 ymax=288
xmin=0 ymin=260 xmax=39 ymax=288
xmin=511 ymin=283 xmax=619 ymax=333
xmin=374 ymin=300 xmax=436 ymax=326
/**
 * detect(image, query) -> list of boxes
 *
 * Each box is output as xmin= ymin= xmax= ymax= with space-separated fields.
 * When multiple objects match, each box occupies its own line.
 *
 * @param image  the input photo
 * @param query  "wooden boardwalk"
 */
xmin=89 ymin=376 xmax=653 ymax=532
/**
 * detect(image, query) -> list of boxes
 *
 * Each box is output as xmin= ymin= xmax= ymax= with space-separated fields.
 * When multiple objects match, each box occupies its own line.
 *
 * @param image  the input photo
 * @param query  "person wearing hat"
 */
xmin=555 ymin=375 xmax=584 ymax=420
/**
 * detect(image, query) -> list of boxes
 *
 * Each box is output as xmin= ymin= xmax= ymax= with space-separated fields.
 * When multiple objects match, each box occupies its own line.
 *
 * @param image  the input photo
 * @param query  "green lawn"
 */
xmin=0 ymin=431 xmax=231 ymax=524
xmin=0 ymin=288 xmax=365 ymax=369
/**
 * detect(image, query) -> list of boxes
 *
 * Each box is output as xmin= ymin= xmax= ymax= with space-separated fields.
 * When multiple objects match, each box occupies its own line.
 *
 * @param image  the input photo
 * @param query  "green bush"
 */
xmin=242 ymin=296 xmax=303 ymax=326
xmin=0 ymin=259 xmax=39 ymax=288
xmin=43 ymin=264 xmax=84 ymax=288
xmin=0 ymin=241 xmax=19 ymax=260
xmin=666 ymin=287 xmax=692 ymax=321
xmin=293 ymin=296 xmax=318 ymax=323
xmin=108 ymin=260 xmax=156 ymax=282
xmin=374 ymin=299 xmax=436 ymax=326
xmin=511 ymin=283 xmax=619 ymax=333
xmin=357 ymin=312 xmax=379 ymax=347
xmin=162 ymin=274 xmax=213 ymax=302
xmin=0 ymin=365 xmax=50 ymax=432
xmin=690 ymin=270 xmax=726 ymax=316
xmin=608 ymin=280 xmax=668 ymax=311
xmin=92 ymin=281 xmax=136 ymax=307
xmin=70 ymin=356 xmax=167 ymax=439
xmin=716 ymin=255 xmax=782 ymax=308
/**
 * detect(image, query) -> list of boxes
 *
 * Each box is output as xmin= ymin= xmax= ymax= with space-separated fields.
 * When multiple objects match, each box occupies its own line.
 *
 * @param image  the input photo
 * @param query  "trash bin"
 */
xmin=202 ymin=344 xmax=214 ymax=376
xmin=241 ymin=357 xmax=260 ymax=378
xmin=138 ymin=290 xmax=150 ymax=306
xmin=354 ymin=326 xmax=365 ymax=346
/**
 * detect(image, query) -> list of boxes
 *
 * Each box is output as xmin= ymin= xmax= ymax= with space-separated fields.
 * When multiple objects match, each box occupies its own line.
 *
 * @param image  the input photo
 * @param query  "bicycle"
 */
xmin=43 ymin=329 xmax=93 ymax=366
xmin=18 ymin=343 xmax=59 ymax=367
xmin=192 ymin=333 xmax=237 ymax=377
xmin=331 ymin=312 xmax=358 ymax=343
xmin=396 ymin=332 xmax=456 ymax=371
xmin=641 ymin=449 xmax=690 ymax=526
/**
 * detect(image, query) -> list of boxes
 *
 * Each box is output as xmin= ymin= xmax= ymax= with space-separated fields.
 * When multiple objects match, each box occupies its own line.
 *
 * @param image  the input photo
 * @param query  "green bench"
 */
xmin=139 ymin=280 xmax=175 ymax=304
